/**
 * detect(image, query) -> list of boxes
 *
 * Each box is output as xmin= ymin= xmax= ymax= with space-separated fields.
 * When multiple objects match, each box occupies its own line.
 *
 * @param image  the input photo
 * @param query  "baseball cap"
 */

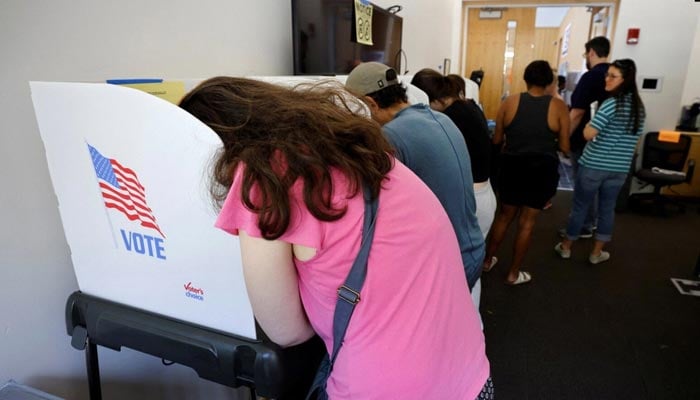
xmin=345 ymin=62 xmax=400 ymax=96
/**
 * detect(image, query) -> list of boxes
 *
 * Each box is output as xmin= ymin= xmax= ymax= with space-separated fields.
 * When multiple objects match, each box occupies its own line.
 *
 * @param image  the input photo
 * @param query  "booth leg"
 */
xmin=86 ymin=338 xmax=102 ymax=400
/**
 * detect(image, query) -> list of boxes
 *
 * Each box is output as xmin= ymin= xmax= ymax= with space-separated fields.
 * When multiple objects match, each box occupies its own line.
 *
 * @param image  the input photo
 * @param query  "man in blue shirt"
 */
xmin=562 ymin=36 xmax=610 ymax=238
xmin=346 ymin=62 xmax=485 ymax=303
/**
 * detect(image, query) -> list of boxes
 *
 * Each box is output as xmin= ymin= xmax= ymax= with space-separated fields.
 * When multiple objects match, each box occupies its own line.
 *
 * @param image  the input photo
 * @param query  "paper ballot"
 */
xmin=30 ymin=82 xmax=256 ymax=339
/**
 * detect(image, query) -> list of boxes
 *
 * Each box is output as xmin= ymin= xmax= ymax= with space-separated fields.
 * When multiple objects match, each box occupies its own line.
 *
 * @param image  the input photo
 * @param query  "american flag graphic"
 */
xmin=87 ymin=144 xmax=165 ymax=238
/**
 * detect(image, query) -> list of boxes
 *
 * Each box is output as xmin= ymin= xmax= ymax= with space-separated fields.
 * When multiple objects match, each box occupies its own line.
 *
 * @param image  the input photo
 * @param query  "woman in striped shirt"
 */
xmin=555 ymin=59 xmax=645 ymax=264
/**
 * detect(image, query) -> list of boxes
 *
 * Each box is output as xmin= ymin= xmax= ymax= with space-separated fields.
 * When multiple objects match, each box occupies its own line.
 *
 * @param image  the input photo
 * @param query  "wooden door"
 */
xmin=465 ymin=8 xmax=536 ymax=119
xmin=533 ymin=28 xmax=560 ymax=67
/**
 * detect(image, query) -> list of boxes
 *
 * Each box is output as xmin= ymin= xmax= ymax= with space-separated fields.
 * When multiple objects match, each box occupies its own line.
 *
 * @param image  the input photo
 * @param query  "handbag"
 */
xmin=305 ymin=184 xmax=379 ymax=400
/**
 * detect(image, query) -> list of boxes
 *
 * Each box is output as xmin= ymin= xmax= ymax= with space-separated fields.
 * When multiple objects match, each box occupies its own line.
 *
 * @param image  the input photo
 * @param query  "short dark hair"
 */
xmin=523 ymin=60 xmax=554 ymax=88
xmin=585 ymin=36 xmax=610 ymax=58
xmin=367 ymin=84 xmax=408 ymax=108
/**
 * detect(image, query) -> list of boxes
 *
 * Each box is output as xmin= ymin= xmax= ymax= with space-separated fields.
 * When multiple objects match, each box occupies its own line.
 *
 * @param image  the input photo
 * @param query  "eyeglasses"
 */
xmin=605 ymin=73 xmax=622 ymax=79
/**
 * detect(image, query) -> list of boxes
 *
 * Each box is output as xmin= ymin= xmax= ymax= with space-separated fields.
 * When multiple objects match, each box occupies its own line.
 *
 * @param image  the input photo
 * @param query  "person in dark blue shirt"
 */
xmin=562 ymin=36 xmax=611 ymax=238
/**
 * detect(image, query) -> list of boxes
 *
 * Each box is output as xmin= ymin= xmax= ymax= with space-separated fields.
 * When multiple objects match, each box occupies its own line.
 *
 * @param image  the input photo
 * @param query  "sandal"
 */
xmin=483 ymin=256 xmax=498 ymax=272
xmin=505 ymin=271 xmax=532 ymax=286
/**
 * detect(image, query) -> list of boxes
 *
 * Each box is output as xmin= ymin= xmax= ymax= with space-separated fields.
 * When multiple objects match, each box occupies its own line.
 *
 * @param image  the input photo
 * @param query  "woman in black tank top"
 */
xmin=482 ymin=60 xmax=570 ymax=286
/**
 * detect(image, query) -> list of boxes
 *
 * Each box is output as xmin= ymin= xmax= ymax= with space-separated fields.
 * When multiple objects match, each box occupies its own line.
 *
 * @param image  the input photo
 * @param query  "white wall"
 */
xmin=373 ymin=0 xmax=461 ymax=75
xmin=0 ymin=1 xmax=290 ymax=398
xmin=611 ymin=0 xmax=700 ymax=131
xmin=681 ymin=13 xmax=700 ymax=106
xmin=536 ymin=7 xmax=569 ymax=28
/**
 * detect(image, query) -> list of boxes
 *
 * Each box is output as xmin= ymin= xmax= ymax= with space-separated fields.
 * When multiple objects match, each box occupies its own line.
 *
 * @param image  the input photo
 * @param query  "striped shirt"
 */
xmin=580 ymin=94 xmax=645 ymax=173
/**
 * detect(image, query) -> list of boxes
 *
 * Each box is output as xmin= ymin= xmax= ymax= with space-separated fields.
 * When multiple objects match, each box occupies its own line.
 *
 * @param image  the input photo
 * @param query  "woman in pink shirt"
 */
xmin=180 ymin=77 xmax=492 ymax=399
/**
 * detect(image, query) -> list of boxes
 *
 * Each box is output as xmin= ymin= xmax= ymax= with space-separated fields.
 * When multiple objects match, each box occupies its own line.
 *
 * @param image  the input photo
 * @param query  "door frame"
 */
xmin=459 ymin=1 xmax=619 ymax=77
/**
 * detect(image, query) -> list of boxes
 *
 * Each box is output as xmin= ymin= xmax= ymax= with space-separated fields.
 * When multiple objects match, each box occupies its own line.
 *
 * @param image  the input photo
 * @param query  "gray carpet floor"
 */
xmin=480 ymin=190 xmax=700 ymax=400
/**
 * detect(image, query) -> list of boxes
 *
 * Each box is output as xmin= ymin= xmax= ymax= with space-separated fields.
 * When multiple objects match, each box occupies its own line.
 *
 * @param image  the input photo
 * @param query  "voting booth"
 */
xmin=31 ymin=81 xmax=325 ymax=399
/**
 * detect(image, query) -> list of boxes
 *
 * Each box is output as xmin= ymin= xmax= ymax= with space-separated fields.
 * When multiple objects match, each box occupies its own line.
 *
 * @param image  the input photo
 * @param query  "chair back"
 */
xmin=640 ymin=131 xmax=692 ymax=171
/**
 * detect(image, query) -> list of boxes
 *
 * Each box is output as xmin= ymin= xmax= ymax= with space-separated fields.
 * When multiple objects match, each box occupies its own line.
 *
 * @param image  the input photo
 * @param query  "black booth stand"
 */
xmin=66 ymin=291 xmax=325 ymax=400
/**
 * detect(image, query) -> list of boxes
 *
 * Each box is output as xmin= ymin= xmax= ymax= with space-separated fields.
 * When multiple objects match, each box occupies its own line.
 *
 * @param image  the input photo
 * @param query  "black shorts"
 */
xmin=498 ymin=153 xmax=559 ymax=209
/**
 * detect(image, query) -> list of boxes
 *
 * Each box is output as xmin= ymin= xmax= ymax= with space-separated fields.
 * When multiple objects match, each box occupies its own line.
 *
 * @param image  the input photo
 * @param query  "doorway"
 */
xmin=462 ymin=3 xmax=617 ymax=119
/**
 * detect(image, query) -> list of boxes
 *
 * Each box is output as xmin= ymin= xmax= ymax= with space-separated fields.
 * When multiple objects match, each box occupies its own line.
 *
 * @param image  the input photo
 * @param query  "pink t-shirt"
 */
xmin=216 ymin=160 xmax=489 ymax=400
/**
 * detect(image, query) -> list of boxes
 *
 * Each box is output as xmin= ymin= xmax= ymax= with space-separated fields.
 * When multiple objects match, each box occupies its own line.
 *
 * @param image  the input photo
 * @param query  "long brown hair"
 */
xmin=608 ymin=59 xmax=645 ymax=134
xmin=179 ymin=77 xmax=394 ymax=240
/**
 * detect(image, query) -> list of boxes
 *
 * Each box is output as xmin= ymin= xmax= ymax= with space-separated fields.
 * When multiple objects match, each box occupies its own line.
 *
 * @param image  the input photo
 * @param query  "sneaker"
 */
xmin=558 ymin=227 xmax=594 ymax=239
xmin=589 ymin=251 xmax=610 ymax=264
xmin=554 ymin=242 xmax=571 ymax=259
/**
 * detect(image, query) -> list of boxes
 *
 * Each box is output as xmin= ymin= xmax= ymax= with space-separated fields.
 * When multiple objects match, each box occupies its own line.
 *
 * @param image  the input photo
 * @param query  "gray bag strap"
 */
xmin=329 ymin=184 xmax=378 ymax=367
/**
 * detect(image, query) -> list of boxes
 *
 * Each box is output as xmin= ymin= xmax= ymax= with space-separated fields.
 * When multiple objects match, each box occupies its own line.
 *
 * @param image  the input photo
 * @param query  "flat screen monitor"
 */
xmin=292 ymin=0 xmax=403 ymax=75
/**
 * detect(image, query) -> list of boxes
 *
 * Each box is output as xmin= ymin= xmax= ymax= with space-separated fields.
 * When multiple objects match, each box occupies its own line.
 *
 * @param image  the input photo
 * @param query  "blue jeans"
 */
xmin=566 ymin=166 xmax=627 ymax=242
xmin=570 ymin=148 xmax=597 ymax=231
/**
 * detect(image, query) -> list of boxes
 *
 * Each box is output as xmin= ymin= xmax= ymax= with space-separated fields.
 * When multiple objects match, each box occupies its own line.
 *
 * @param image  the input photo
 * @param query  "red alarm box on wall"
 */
xmin=627 ymin=28 xmax=640 ymax=44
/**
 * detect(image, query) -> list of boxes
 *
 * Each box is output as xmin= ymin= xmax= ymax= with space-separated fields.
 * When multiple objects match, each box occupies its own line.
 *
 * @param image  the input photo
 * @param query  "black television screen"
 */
xmin=292 ymin=0 xmax=403 ymax=75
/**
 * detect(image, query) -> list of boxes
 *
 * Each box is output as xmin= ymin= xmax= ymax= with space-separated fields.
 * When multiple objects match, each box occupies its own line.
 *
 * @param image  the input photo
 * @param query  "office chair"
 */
xmin=631 ymin=131 xmax=695 ymax=213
